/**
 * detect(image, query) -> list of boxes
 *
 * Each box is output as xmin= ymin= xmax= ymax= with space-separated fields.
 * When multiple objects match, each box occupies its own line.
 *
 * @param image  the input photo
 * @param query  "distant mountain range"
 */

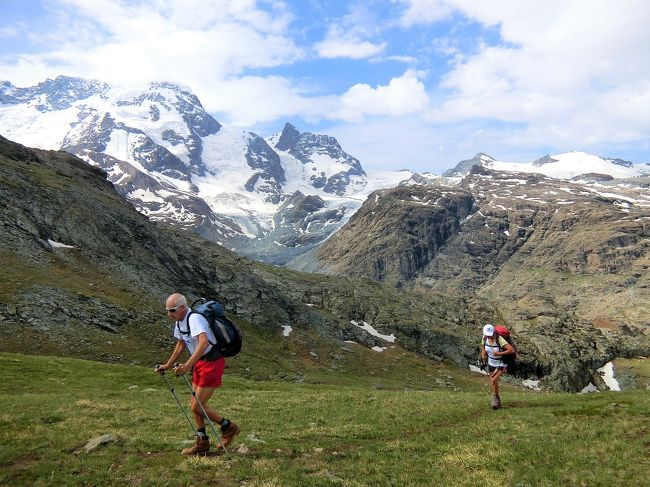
xmin=442 ymin=151 xmax=647 ymax=180
xmin=0 ymin=76 xmax=408 ymax=263
xmin=2 ymin=76 xmax=649 ymax=392
xmin=1 ymin=75 xmax=648 ymax=265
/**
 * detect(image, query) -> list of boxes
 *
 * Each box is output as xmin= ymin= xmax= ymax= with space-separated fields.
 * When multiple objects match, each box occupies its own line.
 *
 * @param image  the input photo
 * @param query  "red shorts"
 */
xmin=192 ymin=357 xmax=225 ymax=388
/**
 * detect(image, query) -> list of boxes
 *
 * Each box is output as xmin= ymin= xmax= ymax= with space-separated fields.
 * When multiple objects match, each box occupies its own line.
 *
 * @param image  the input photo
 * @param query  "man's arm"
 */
xmin=156 ymin=340 xmax=187 ymax=373
xmin=175 ymin=333 xmax=209 ymax=375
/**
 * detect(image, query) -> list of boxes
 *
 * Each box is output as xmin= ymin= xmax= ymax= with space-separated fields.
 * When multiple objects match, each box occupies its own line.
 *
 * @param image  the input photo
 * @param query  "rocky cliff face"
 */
xmin=0 ymin=136 xmax=500 ymax=383
xmin=304 ymin=166 xmax=650 ymax=389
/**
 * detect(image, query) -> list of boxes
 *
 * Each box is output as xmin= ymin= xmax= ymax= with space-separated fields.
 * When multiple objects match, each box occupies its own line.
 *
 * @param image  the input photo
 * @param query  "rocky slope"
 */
xmin=299 ymin=166 xmax=650 ymax=389
xmin=5 ymin=136 xmax=640 ymax=390
xmin=0 ymin=136 xmax=508 ymax=386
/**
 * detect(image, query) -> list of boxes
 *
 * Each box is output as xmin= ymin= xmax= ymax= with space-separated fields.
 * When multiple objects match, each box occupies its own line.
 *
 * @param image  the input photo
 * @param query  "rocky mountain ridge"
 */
xmin=2 ymin=136 xmax=644 ymax=390
xmin=295 ymin=165 xmax=650 ymax=388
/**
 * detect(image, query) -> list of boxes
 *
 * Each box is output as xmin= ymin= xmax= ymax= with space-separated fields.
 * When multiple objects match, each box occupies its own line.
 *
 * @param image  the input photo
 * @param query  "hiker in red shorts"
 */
xmin=156 ymin=293 xmax=240 ymax=454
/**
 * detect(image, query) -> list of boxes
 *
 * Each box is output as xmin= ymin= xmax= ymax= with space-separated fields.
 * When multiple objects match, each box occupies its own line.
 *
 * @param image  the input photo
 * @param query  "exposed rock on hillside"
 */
xmin=0 ymin=136 xmax=499 ymax=384
xmin=305 ymin=166 xmax=650 ymax=389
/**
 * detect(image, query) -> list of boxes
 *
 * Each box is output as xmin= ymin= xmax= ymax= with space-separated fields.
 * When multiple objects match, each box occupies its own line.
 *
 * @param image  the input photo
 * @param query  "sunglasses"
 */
xmin=166 ymin=306 xmax=182 ymax=313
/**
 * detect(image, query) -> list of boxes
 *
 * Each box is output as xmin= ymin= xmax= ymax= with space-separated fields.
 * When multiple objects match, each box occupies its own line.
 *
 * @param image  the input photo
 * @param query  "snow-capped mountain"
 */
xmin=2 ymin=75 xmax=647 ymax=265
xmin=0 ymin=76 xmax=408 ymax=263
xmin=443 ymin=151 xmax=647 ymax=180
xmin=268 ymin=122 xmax=367 ymax=196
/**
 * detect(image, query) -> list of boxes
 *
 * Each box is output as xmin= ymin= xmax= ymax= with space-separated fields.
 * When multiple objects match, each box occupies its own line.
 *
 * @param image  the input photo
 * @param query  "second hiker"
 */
xmin=480 ymin=323 xmax=515 ymax=410
xmin=156 ymin=292 xmax=240 ymax=455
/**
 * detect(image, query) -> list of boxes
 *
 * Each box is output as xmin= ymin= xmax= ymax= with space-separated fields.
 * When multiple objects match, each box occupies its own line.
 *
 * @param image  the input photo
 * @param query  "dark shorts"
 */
xmin=193 ymin=357 xmax=225 ymax=388
xmin=489 ymin=364 xmax=508 ymax=373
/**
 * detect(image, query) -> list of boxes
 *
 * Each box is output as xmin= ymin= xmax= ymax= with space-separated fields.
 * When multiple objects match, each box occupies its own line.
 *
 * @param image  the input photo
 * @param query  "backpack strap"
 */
xmin=176 ymin=311 xmax=193 ymax=337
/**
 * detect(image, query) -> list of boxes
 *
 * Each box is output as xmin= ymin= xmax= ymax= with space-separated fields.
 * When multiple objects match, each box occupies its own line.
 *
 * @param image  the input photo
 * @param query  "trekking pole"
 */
xmin=173 ymin=363 xmax=228 ymax=453
xmin=155 ymin=365 xmax=197 ymax=436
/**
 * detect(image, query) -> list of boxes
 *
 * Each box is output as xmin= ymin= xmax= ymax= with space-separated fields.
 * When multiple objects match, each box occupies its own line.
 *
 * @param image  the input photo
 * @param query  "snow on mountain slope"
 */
xmin=0 ymin=76 xmax=410 ymax=262
xmin=489 ymin=151 xmax=644 ymax=179
xmin=0 ymin=99 xmax=82 ymax=149
xmin=3 ymin=75 xmax=645 ymax=266
xmin=444 ymin=151 xmax=647 ymax=180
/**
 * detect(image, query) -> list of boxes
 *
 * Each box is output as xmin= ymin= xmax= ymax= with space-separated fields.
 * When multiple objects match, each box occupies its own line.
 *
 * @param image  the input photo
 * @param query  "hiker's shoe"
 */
xmin=491 ymin=394 xmax=500 ymax=410
xmin=220 ymin=421 xmax=240 ymax=447
xmin=181 ymin=435 xmax=210 ymax=455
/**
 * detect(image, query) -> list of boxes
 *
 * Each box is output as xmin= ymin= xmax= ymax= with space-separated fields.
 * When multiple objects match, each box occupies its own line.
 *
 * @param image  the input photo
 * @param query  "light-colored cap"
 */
xmin=483 ymin=324 xmax=495 ymax=336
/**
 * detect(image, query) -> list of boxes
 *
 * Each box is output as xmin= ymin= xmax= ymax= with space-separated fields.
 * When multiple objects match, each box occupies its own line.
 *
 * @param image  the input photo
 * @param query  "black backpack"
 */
xmin=186 ymin=298 xmax=243 ymax=359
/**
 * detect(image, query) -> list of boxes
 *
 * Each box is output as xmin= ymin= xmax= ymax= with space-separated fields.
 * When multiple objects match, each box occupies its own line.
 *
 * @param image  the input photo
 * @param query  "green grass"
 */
xmin=613 ymin=357 xmax=650 ymax=390
xmin=1 ymin=353 xmax=648 ymax=486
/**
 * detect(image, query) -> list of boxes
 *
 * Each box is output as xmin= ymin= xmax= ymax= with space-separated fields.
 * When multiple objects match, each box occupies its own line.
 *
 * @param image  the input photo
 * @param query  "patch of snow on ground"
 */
xmin=281 ymin=326 xmax=292 ymax=337
xmin=469 ymin=365 xmax=488 ymax=375
xmin=597 ymin=362 xmax=621 ymax=391
xmin=48 ymin=239 xmax=75 ymax=248
xmin=129 ymin=188 xmax=164 ymax=203
xmin=371 ymin=346 xmax=386 ymax=352
xmin=523 ymin=379 xmax=541 ymax=390
xmin=581 ymin=382 xmax=598 ymax=393
xmin=351 ymin=320 xmax=396 ymax=342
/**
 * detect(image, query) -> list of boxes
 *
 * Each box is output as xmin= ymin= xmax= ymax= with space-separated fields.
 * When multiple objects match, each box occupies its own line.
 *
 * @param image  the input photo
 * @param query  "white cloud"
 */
xmin=314 ymin=15 xmax=386 ymax=60
xmin=396 ymin=0 xmax=455 ymax=27
xmin=336 ymin=69 xmax=429 ymax=121
xmin=399 ymin=0 xmax=650 ymax=156
xmin=315 ymin=37 xmax=386 ymax=59
xmin=204 ymin=75 xmax=337 ymax=127
xmin=205 ymin=69 xmax=430 ymax=127
xmin=0 ymin=0 xmax=303 ymax=91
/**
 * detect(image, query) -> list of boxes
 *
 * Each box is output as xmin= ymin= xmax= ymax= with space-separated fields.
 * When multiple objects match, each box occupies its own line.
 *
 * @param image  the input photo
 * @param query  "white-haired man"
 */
xmin=156 ymin=293 xmax=240 ymax=454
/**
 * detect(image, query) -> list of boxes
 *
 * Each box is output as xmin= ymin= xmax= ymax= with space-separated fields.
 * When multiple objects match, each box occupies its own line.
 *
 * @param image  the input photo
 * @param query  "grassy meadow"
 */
xmin=0 ymin=352 xmax=648 ymax=487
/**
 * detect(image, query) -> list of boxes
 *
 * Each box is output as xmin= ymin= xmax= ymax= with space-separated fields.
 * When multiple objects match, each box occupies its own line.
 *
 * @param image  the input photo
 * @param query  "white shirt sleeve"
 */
xmin=188 ymin=313 xmax=210 ymax=338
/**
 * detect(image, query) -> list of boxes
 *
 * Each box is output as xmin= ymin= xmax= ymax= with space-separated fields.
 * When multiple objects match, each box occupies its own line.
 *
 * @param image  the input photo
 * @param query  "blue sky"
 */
xmin=1 ymin=0 xmax=649 ymax=173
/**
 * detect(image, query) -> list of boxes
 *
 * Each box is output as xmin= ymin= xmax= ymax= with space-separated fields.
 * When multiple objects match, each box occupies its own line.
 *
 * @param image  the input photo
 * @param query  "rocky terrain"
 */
xmin=2 ymin=136 xmax=645 ymax=390
xmin=0 ymin=136 xmax=505 ymax=383
xmin=296 ymin=166 xmax=650 ymax=389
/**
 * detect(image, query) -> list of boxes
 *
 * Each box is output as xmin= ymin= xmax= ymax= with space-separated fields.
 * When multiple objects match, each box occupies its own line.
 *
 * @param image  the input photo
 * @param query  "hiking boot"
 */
xmin=220 ymin=421 xmax=240 ymax=447
xmin=491 ymin=394 xmax=500 ymax=410
xmin=181 ymin=435 xmax=210 ymax=455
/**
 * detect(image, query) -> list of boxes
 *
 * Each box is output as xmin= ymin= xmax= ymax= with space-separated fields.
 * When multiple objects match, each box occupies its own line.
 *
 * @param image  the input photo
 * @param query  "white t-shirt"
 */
xmin=483 ymin=335 xmax=508 ymax=367
xmin=173 ymin=310 xmax=216 ymax=356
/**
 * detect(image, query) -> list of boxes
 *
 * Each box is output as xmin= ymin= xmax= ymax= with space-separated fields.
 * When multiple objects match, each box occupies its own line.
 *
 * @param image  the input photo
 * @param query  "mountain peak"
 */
xmin=474 ymin=152 xmax=495 ymax=162
xmin=441 ymin=153 xmax=495 ymax=177
xmin=275 ymin=122 xmax=301 ymax=151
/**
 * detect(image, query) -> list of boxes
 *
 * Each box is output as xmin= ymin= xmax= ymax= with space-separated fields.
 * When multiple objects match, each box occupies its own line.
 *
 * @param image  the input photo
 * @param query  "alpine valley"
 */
xmin=1 ymin=75 xmax=650 ymax=392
